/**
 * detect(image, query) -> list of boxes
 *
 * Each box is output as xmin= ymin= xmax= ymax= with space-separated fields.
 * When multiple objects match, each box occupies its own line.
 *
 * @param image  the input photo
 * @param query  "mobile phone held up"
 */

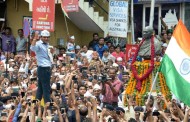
xmin=32 ymin=99 xmax=38 ymax=104
xmin=152 ymin=111 xmax=160 ymax=116
xmin=56 ymin=83 xmax=60 ymax=90
xmin=61 ymin=108 xmax=65 ymax=114
xmin=21 ymin=92 xmax=25 ymax=98
xmin=50 ymin=102 xmax=54 ymax=106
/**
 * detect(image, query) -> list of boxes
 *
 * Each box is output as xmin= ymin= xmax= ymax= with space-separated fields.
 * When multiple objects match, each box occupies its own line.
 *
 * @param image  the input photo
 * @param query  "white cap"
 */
xmin=9 ymin=59 xmax=14 ymax=62
xmin=22 ymin=83 xmax=27 ymax=90
xmin=93 ymin=84 xmax=101 ymax=90
xmin=138 ymin=37 xmax=142 ymax=41
xmin=70 ymin=36 xmax=75 ymax=40
xmin=51 ymin=83 xmax=56 ymax=90
xmin=171 ymin=93 xmax=180 ymax=103
xmin=162 ymin=43 xmax=168 ymax=48
xmin=76 ymin=45 xmax=80 ymax=49
xmin=19 ymin=68 xmax=25 ymax=73
xmin=113 ymin=63 xmax=119 ymax=67
xmin=117 ymin=57 xmax=122 ymax=61
xmin=97 ymin=106 xmax=102 ymax=111
xmin=8 ymin=67 xmax=14 ymax=72
xmin=41 ymin=30 xmax=50 ymax=37
xmin=84 ymin=91 xmax=92 ymax=97
xmin=70 ymin=58 xmax=75 ymax=60
xmin=172 ymin=93 xmax=177 ymax=100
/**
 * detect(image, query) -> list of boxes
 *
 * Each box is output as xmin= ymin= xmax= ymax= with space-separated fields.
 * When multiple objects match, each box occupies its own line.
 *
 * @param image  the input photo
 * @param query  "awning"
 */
xmin=135 ymin=0 xmax=190 ymax=4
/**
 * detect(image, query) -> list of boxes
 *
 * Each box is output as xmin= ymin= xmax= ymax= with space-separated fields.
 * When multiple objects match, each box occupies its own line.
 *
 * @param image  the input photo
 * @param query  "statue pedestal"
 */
xmin=124 ymin=61 xmax=171 ymax=106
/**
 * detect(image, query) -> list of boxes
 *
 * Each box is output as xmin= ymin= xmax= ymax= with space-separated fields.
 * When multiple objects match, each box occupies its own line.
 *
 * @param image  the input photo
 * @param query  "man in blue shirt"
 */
xmin=30 ymin=30 xmax=52 ymax=103
xmin=94 ymin=37 xmax=108 ymax=59
xmin=0 ymin=27 xmax=16 ymax=53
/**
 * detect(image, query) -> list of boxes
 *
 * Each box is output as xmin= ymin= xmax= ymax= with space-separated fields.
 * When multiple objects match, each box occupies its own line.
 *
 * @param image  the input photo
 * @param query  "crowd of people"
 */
xmin=0 ymin=25 xmax=190 ymax=122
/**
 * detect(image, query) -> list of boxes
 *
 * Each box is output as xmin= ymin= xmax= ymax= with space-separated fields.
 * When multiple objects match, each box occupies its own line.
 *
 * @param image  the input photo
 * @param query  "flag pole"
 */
xmin=64 ymin=13 xmax=69 ymax=35
xmin=146 ymin=0 xmax=156 ymax=105
xmin=146 ymin=71 xmax=159 ymax=105
xmin=60 ymin=0 xmax=70 ymax=35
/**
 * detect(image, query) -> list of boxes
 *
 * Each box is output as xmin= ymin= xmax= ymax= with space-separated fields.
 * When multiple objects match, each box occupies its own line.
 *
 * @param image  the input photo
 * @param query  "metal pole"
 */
xmin=146 ymin=71 xmax=159 ymax=104
xmin=131 ymin=0 xmax=135 ymax=44
xmin=149 ymin=0 xmax=155 ymax=28
xmin=61 ymin=0 xmax=69 ymax=35
xmin=64 ymin=14 xmax=69 ymax=35
xmin=5 ymin=41 xmax=9 ymax=78
xmin=116 ymin=37 xmax=119 ymax=46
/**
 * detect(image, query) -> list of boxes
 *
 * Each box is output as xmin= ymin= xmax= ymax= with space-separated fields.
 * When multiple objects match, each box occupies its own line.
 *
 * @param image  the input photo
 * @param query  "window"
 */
xmin=185 ymin=3 xmax=190 ymax=31
xmin=145 ymin=7 xmax=159 ymax=35
xmin=134 ymin=4 xmax=143 ymax=39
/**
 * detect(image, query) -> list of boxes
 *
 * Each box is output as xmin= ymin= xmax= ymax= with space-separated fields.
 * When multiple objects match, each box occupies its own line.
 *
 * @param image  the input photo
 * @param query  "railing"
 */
xmin=93 ymin=0 xmax=108 ymax=15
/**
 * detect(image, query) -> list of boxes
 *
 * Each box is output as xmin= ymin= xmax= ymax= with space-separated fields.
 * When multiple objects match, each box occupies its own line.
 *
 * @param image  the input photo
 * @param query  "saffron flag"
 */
xmin=60 ymin=0 xmax=69 ymax=18
xmin=159 ymin=20 xmax=190 ymax=106
xmin=61 ymin=0 xmax=79 ymax=13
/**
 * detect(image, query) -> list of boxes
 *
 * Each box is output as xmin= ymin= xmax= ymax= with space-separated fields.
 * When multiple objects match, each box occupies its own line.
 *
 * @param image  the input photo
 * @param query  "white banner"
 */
xmin=108 ymin=0 xmax=128 ymax=38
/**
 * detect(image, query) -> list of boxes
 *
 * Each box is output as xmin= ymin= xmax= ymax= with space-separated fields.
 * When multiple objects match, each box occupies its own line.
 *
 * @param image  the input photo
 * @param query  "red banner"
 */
xmin=32 ymin=0 xmax=55 ymax=31
xmin=61 ymin=0 xmax=79 ymax=12
xmin=126 ymin=44 xmax=138 ymax=61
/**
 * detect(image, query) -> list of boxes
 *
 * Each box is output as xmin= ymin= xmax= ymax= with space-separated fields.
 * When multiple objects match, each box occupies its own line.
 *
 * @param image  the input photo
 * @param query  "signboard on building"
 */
xmin=23 ymin=17 xmax=31 ymax=38
xmin=126 ymin=44 xmax=138 ymax=61
xmin=61 ymin=0 xmax=79 ymax=12
xmin=32 ymin=0 xmax=55 ymax=31
xmin=108 ymin=0 xmax=128 ymax=38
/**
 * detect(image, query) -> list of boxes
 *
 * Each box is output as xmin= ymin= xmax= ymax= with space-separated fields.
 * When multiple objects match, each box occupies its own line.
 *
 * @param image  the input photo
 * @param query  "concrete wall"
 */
xmin=6 ymin=0 xmax=31 ymax=36
xmin=94 ymin=0 xmax=109 ymax=21
xmin=6 ymin=0 xmax=103 ymax=47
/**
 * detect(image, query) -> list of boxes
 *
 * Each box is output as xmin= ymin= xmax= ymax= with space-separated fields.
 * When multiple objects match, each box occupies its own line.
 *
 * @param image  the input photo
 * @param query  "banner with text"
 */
xmin=32 ymin=0 xmax=55 ymax=31
xmin=108 ymin=0 xmax=128 ymax=38
xmin=126 ymin=44 xmax=138 ymax=61
xmin=61 ymin=0 xmax=79 ymax=12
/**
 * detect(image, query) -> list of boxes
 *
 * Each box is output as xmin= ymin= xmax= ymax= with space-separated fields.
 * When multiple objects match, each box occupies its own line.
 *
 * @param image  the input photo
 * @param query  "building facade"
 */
xmin=0 ymin=0 xmax=105 ymax=47
xmin=134 ymin=0 xmax=190 ymax=39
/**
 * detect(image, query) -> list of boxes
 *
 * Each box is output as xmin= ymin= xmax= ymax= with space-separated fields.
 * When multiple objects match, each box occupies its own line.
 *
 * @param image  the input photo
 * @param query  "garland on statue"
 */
xmin=158 ymin=73 xmax=171 ymax=101
xmin=124 ymin=62 xmax=171 ymax=106
xmin=131 ymin=35 xmax=155 ymax=91
xmin=124 ymin=61 xmax=157 ymax=106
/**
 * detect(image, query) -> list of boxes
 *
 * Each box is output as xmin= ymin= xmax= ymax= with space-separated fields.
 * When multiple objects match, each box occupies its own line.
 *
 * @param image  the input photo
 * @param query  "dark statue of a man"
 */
xmin=138 ymin=26 xmax=161 ymax=59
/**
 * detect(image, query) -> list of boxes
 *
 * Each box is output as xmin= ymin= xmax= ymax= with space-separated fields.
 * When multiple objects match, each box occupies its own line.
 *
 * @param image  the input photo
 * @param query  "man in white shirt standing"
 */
xmin=30 ymin=30 xmax=52 ymax=103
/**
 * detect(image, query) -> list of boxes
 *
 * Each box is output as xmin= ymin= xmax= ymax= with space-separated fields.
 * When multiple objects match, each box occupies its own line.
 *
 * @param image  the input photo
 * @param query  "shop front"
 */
xmin=134 ymin=0 xmax=190 ymax=39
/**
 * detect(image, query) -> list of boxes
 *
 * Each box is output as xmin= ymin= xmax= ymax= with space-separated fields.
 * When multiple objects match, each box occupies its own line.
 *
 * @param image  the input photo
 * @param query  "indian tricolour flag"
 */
xmin=160 ymin=20 xmax=190 ymax=105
